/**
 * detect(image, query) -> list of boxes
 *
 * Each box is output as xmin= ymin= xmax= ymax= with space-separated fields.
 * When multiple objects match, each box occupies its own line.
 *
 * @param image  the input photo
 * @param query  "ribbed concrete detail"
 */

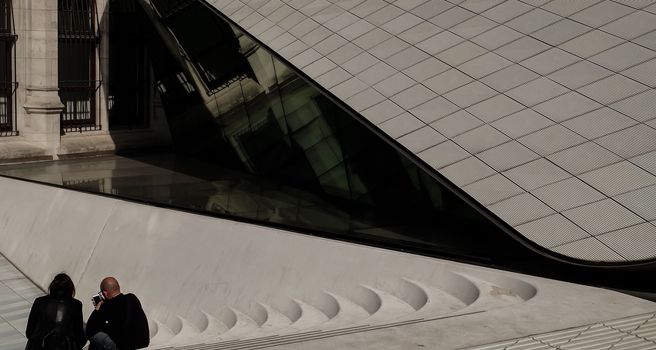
xmin=0 ymin=177 xmax=654 ymax=349
xmin=203 ymin=0 xmax=656 ymax=262
xmin=286 ymin=299 xmax=330 ymax=331
xmin=151 ymin=319 xmax=178 ymax=345
xmin=2 ymin=248 xmax=651 ymax=350
xmin=146 ymin=272 xmax=534 ymax=348
xmin=466 ymin=312 xmax=656 ymax=350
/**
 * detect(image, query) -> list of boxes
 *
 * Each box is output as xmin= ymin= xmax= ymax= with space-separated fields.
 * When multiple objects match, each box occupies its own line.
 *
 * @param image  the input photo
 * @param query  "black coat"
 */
xmin=86 ymin=293 xmax=150 ymax=350
xmin=25 ymin=294 xmax=86 ymax=350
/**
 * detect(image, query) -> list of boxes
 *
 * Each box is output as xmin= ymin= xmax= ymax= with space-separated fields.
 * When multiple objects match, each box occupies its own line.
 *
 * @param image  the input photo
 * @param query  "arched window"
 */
xmin=58 ymin=0 xmax=100 ymax=132
xmin=0 ymin=0 xmax=16 ymax=136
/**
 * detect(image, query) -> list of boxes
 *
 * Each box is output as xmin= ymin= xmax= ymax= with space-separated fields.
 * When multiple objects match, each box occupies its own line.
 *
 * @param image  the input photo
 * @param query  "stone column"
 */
xmin=21 ymin=0 xmax=63 ymax=155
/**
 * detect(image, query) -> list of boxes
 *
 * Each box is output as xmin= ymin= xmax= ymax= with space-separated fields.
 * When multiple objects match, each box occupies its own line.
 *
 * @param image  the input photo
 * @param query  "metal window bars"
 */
xmin=58 ymin=0 xmax=101 ymax=132
xmin=0 ymin=0 xmax=18 ymax=136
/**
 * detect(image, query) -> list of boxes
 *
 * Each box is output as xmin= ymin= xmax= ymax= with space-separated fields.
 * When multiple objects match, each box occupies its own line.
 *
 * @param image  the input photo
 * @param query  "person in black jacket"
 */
xmin=86 ymin=277 xmax=149 ymax=350
xmin=25 ymin=273 xmax=86 ymax=350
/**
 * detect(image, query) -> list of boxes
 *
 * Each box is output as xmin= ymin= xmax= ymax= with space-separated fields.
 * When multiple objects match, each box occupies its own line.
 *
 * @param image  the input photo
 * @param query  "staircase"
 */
xmin=146 ymin=273 xmax=535 ymax=348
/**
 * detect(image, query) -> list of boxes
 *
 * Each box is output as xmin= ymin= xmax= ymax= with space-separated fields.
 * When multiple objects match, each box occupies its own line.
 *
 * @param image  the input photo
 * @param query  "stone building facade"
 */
xmin=0 ymin=0 xmax=170 ymax=162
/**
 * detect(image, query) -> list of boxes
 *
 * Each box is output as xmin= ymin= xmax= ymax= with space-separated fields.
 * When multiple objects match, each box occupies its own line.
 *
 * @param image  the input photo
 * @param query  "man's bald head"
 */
xmin=100 ymin=277 xmax=121 ymax=299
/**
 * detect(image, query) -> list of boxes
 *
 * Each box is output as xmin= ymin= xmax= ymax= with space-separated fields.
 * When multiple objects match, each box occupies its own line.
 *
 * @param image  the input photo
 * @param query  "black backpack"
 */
xmin=42 ymin=331 xmax=73 ymax=350
xmin=40 ymin=302 xmax=74 ymax=350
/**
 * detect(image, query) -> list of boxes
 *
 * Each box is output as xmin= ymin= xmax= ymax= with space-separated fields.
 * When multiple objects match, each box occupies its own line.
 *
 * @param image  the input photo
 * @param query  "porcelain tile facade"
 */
xmin=209 ymin=0 xmax=656 ymax=262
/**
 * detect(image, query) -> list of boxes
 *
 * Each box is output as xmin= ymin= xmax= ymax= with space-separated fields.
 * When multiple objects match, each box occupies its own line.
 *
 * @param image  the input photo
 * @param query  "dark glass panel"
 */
xmin=2 ymin=0 xmax=653 ymax=296
xmin=155 ymin=3 xmax=256 ymax=93
xmin=0 ymin=40 xmax=6 ymax=83
xmin=108 ymin=0 xmax=149 ymax=129
xmin=151 ymin=0 xmax=196 ymax=17
xmin=59 ymin=41 xmax=93 ymax=82
xmin=138 ymin=1 xmax=656 ymax=295
xmin=139 ymin=0 xmax=517 ymax=260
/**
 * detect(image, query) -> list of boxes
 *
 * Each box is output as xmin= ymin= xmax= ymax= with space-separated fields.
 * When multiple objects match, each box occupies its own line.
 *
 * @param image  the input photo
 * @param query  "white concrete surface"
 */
xmin=202 ymin=0 xmax=656 ymax=262
xmin=0 ymin=254 xmax=44 ymax=350
xmin=0 ymin=176 xmax=655 ymax=349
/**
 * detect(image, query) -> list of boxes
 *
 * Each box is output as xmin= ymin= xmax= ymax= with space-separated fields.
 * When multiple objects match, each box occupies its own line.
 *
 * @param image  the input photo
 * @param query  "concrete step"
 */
xmin=317 ymin=292 xmax=370 ymax=329
xmin=253 ymin=302 xmax=293 ymax=333
xmin=167 ymin=316 xmax=202 ymax=345
xmin=190 ymin=311 xmax=229 ymax=341
xmin=403 ymin=279 xmax=468 ymax=316
xmin=215 ymin=307 xmax=259 ymax=340
xmin=355 ymin=286 xmax=415 ymax=325
xmin=149 ymin=319 xmax=177 ymax=346
xmin=287 ymin=298 xmax=330 ymax=331
xmin=461 ymin=276 xmax=527 ymax=311
xmin=145 ymin=274 xmax=538 ymax=347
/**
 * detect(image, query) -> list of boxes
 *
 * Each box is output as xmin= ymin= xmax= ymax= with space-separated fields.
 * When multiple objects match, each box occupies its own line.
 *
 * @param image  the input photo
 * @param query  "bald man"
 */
xmin=86 ymin=277 xmax=149 ymax=350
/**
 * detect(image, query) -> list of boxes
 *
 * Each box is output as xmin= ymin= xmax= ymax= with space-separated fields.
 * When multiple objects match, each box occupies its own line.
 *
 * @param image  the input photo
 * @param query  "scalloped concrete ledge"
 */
xmin=0 ymin=175 xmax=654 ymax=349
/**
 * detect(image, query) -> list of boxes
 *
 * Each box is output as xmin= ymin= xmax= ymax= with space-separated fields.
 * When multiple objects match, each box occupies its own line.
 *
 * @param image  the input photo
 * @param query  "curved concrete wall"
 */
xmin=0 ymin=176 xmax=655 ymax=348
xmin=201 ymin=0 xmax=656 ymax=262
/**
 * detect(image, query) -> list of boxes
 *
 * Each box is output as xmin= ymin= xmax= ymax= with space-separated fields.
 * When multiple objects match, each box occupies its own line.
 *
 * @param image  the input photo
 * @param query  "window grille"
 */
xmin=58 ymin=0 xmax=101 ymax=132
xmin=0 ymin=0 xmax=17 ymax=136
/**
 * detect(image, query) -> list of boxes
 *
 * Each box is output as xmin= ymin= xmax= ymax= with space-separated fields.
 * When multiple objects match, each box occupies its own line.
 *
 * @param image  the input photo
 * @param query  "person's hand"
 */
xmin=94 ymin=300 xmax=103 ymax=311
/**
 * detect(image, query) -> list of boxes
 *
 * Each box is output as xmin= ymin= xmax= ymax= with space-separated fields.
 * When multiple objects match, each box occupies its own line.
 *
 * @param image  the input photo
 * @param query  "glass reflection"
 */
xmin=2 ymin=0 xmax=655 ymax=296
xmin=141 ymin=0 xmax=518 ymax=260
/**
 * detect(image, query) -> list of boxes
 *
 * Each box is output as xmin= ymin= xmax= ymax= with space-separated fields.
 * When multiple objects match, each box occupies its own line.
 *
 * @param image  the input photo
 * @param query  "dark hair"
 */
xmin=48 ymin=273 xmax=75 ymax=297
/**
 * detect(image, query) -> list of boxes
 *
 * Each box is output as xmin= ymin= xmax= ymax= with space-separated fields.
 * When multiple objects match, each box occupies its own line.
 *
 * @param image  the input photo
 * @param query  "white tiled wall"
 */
xmin=207 ymin=0 xmax=656 ymax=262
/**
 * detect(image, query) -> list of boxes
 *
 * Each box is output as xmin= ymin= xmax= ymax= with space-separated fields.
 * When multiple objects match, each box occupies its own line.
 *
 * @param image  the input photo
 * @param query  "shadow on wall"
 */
xmin=58 ymin=0 xmax=174 ymax=157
